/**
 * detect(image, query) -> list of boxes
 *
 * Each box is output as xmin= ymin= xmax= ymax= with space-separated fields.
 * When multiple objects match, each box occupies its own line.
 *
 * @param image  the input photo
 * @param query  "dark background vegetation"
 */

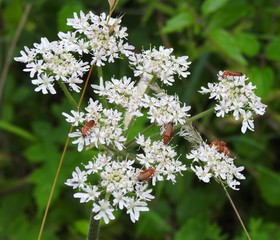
xmin=1 ymin=0 xmax=280 ymax=239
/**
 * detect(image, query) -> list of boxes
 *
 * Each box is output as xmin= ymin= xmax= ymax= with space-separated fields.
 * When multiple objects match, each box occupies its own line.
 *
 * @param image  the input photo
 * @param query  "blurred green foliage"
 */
xmin=1 ymin=0 xmax=280 ymax=239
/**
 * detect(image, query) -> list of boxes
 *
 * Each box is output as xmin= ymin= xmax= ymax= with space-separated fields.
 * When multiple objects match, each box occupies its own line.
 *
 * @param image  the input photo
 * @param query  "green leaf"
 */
xmin=202 ymin=0 xmax=228 ymax=15
xmin=235 ymin=33 xmax=260 ymax=57
xmin=32 ymin=121 xmax=57 ymax=143
xmin=73 ymin=219 xmax=89 ymax=236
xmin=208 ymin=28 xmax=247 ymax=64
xmin=235 ymin=218 xmax=280 ymax=240
xmin=136 ymin=211 xmax=171 ymax=238
xmin=256 ymin=165 xmax=280 ymax=206
xmin=206 ymin=2 xmax=252 ymax=30
xmin=175 ymin=215 xmax=225 ymax=240
xmin=0 ymin=120 xmax=37 ymax=142
xmin=24 ymin=143 xmax=59 ymax=163
xmin=249 ymin=67 xmax=274 ymax=98
xmin=175 ymin=186 xmax=224 ymax=223
xmin=265 ymin=36 xmax=280 ymax=61
xmin=2 ymin=0 xmax=23 ymax=31
xmin=249 ymin=218 xmax=280 ymax=240
xmin=162 ymin=12 xmax=194 ymax=33
xmin=29 ymin=159 xmax=61 ymax=215
xmin=232 ymin=135 xmax=267 ymax=159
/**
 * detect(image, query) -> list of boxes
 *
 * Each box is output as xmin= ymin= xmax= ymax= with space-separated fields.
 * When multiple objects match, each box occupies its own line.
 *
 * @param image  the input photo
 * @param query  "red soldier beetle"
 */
xmin=210 ymin=140 xmax=231 ymax=157
xmin=138 ymin=168 xmax=155 ymax=182
xmin=163 ymin=122 xmax=174 ymax=145
xmin=221 ymin=70 xmax=243 ymax=79
xmin=81 ymin=120 xmax=95 ymax=137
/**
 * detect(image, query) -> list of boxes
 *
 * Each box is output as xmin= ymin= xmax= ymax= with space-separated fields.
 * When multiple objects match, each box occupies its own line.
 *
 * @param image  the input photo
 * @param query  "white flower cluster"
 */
xmin=142 ymin=93 xmax=191 ymax=126
xmin=186 ymin=143 xmax=245 ymax=190
xmin=92 ymin=76 xmax=143 ymax=117
xmin=15 ymin=11 xmax=134 ymax=94
xmin=63 ymin=98 xmax=126 ymax=152
xmin=65 ymin=153 xmax=153 ymax=224
xmin=199 ymin=70 xmax=267 ymax=133
xmin=129 ymin=46 xmax=191 ymax=85
xmin=65 ymin=11 xmax=134 ymax=65
xmin=66 ymin=131 xmax=188 ymax=224
xmin=92 ymin=77 xmax=192 ymax=126
xmin=136 ymin=135 xmax=187 ymax=184
xmin=14 ymin=38 xmax=90 ymax=94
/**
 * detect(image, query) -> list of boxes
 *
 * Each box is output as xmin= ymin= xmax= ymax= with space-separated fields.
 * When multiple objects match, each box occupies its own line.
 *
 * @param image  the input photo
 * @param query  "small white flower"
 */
xmin=191 ymin=165 xmax=212 ymax=183
xmin=64 ymin=73 xmax=83 ymax=92
xmin=14 ymin=46 xmax=36 ymax=63
xmin=241 ymin=111 xmax=254 ymax=133
xmin=227 ymin=179 xmax=241 ymax=190
xmin=92 ymin=200 xmax=115 ymax=224
xmin=135 ymin=184 xmax=155 ymax=201
xmin=67 ymin=11 xmax=90 ymax=32
xmin=215 ymin=99 xmax=231 ymax=118
xmin=112 ymin=191 xmax=128 ymax=210
xmin=126 ymin=198 xmax=149 ymax=223
xmin=65 ymin=167 xmax=87 ymax=189
xmin=84 ymin=160 xmax=104 ymax=174
xmin=62 ymin=110 xmax=85 ymax=126
xmin=231 ymin=100 xmax=245 ymax=120
xmin=31 ymin=74 xmax=56 ymax=94
xmin=135 ymin=134 xmax=147 ymax=147
xmin=74 ymin=185 xmax=100 ymax=203
xmin=69 ymin=130 xmax=91 ymax=152
xmin=24 ymin=60 xmax=45 ymax=78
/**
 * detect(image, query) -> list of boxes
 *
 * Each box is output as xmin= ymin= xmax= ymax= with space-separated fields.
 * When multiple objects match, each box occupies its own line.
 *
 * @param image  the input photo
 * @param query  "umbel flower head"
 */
xmin=186 ymin=141 xmax=245 ymax=190
xmin=199 ymin=70 xmax=267 ymax=133
xmin=129 ymin=46 xmax=191 ymax=85
xmin=63 ymin=98 xmax=126 ymax=152
xmin=14 ymin=11 xmax=134 ymax=94
xmin=66 ymin=145 xmax=186 ymax=223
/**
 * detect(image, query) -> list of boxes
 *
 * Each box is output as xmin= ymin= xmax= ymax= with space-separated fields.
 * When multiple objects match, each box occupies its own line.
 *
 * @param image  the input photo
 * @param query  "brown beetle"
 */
xmin=138 ymin=168 xmax=155 ymax=182
xmin=221 ymin=70 xmax=243 ymax=79
xmin=163 ymin=122 xmax=174 ymax=145
xmin=81 ymin=120 xmax=95 ymax=137
xmin=210 ymin=140 xmax=231 ymax=157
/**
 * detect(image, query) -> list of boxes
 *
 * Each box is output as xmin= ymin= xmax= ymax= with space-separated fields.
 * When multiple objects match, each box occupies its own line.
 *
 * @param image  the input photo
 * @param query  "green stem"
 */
xmin=98 ymin=143 xmax=136 ymax=159
xmin=57 ymin=79 xmax=78 ymax=108
xmin=87 ymin=212 xmax=100 ymax=240
xmin=97 ymin=66 xmax=103 ymax=79
xmin=173 ymin=107 xmax=215 ymax=133
xmin=0 ymin=120 xmax=37 ymax=142
xmin=221 ymin=183 xmax=251 ymax=240
xmin=185 ymin=107 xmax=215 ymax=125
